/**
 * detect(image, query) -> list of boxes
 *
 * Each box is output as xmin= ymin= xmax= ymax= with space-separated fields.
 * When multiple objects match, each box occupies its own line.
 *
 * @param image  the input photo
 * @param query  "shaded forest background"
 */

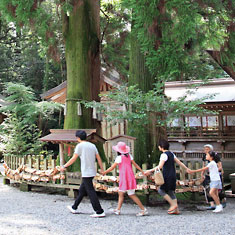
xmin=0 ymin=0 xmax=234 ymax=166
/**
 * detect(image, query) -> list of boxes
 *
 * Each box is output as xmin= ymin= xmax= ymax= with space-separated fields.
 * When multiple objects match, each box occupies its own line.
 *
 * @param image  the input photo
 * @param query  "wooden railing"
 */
xmin=4 ymin=155 xmax=205 ymax=194
xmin=167 ymin=128 xmax=235 ymax=138
xmin=4 ymin=155 xmax=56 ymax=170
xmin=174 ymin=151 xmax=235 ymax=160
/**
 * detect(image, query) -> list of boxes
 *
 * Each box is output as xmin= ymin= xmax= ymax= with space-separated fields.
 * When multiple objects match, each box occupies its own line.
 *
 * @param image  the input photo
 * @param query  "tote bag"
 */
xmin=154 ymin=167 xmax=164 ymax=185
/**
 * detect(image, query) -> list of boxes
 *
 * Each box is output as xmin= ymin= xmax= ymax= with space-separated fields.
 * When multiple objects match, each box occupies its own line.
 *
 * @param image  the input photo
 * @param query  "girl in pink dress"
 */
xmin=102 ymin=142 xmax=148 ymax=216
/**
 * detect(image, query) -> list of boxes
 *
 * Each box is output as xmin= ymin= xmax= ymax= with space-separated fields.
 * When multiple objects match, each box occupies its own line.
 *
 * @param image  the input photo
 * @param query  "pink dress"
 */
xmin=118 ymin=154 xmax=137 ymax=191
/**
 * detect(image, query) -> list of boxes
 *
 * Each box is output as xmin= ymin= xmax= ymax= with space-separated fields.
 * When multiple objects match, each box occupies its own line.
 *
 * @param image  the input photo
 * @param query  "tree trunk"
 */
xmin=62 ymin=1 xmax=106 ymax=167
xmin=63 ymin=0 xmax=100 ymax=129
xmin=128 ymin=34 xmax=161 ymax=165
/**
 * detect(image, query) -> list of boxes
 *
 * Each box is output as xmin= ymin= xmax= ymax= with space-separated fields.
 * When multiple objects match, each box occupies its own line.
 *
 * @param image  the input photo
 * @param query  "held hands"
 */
xmin=60 ymin=166 xmax=66 ymax=172
xmin=144 ymin=170 xmax=152 ymax=176
xmin=99 ymin=169 xmax=105 ymax=175
xmin=187 ymin=168 xmax=193 ymax=174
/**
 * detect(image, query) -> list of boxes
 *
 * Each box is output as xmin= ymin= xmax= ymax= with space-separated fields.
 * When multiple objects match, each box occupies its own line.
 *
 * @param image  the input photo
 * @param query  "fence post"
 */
xmin=180 ymin=160 xmax=186 ymax=180
xmin=59 ymin=143 xmax=65 ymax=184
xmin=10 ymin=156 xmax=13 ymax=169
xmin=195 ymin=162 xmax=200 ymax=178
xmin=188 ymin=161 xmax=193 ymax=180
xmin=28 ymin=155 xmax=33 ymax=168
xmin=142 ymin=163 xmax=148 ymax=194
xmin=132 ymin=165 xmax=137 ymax=174
xmin=35 ymin=156 xmax=40 ymax=170
xmin=112 ymin=167 xmax=117 ymax=187
xmin=102 ymin=162 xmax=106 ymax=172
xmin=51 ymin=159 xmax=56 ymax=169
xmin=23 ymin=156 xmax=26 ymax=165
xmin=44 ymin=158 xmax=48 ymax=171
xmin=12 ymin=156 xmax=14 ymax=170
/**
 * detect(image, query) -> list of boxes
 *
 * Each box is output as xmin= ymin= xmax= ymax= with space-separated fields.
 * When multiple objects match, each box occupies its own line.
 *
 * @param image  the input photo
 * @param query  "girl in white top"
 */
xmin=187 ymin=151 xmax=223 ymax=213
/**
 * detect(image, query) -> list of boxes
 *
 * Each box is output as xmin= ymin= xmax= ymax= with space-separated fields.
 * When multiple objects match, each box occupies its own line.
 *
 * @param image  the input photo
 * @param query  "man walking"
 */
xmin=61 ymin=130 xmax=105 ymax=218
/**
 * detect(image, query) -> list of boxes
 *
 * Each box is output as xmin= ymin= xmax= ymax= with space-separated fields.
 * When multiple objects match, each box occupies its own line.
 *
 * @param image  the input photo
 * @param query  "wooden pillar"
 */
xmin=218 ymin=113 xmax=223 ymax=137
xmin=182 ymin=141 xmax=186 ymax=159
xmin=219 ymin=141 xmax=225 ymax=159
xmin=59 ymin=143 xmax=65 ymax=184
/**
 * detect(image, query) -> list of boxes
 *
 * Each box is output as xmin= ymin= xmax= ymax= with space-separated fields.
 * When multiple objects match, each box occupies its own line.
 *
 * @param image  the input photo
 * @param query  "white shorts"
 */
xmin=119 ymin=189 xmax=135 ymax=195
xmin=210 ymin=180 xmax=222 ymax=189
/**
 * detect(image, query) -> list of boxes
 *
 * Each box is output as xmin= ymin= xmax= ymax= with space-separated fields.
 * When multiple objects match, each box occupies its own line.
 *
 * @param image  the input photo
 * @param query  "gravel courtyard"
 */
xmin=0 ymin=174 xmax=235 ymax=235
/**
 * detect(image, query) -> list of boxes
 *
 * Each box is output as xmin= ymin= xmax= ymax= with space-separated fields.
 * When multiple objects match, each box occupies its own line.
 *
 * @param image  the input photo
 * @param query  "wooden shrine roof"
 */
xmin=108 ymin=134 xmax=137 ymax=141
xmin=40 ymin=129 xmax=106 ymax=144
xmin=40 ymin=68 xmax=120 ymax=104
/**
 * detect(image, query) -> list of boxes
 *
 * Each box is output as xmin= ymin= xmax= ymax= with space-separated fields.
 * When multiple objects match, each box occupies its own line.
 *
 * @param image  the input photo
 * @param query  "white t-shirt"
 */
xmin=115 ymin=154 xmax=133 ymax=164
xmin=207 ymin=160 xmax=220 ymax=181
xmin=74 ymin=141 xmax=98 ymax=177
xmin=160 ymin=152 xmax=176 ymax=161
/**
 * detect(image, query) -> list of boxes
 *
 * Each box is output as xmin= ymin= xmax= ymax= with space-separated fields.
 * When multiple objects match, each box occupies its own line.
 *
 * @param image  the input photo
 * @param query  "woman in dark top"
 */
xmin=146 ymin=139 xmax=189 ymax=214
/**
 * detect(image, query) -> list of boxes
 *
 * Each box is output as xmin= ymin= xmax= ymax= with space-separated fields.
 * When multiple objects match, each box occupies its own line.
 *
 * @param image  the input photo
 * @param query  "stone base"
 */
xmin=67 ymin=188 xmax=78 ymax=198
xmin=229 ymin=173 xmax=235 ymax=194
xmin=3 ymin=177 xmax=10 ymax=185
xmin=20 ymin=183 xmax=31 ymax=192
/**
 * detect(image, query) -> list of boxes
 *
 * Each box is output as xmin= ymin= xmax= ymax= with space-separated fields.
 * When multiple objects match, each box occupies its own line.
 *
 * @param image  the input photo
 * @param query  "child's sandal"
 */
xmin=136 ymin=208 xmax=148 ymax=217
xmin=113 ymin=209 xmax=120 ymax=215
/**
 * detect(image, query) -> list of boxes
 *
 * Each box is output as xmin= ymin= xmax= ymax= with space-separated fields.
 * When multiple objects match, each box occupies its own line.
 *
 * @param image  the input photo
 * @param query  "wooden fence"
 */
xmin=4 ymin=155 xmax=56 ymax=170
xmin=3 ymin=155 xmax=205 ymax=195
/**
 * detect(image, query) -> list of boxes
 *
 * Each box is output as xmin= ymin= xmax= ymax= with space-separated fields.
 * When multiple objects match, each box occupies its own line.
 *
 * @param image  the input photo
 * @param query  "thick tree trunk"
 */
xmin=62 ymin=1 xmax=106 ymax=167
xmin=128 ymin=35 xmax=164 ymax=165
xmin=63 ymin=0 xmax=100 ymax=129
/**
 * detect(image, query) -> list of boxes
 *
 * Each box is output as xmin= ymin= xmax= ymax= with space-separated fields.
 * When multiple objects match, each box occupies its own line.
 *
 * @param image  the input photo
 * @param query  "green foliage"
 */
xmin=0 ymin=114 xmax=44 ymax=157
xmin=82 ymin=83 xmax=215 ymax=165
xmin=0 ymin=19 xmax=66 ymax=96
xmin=0 ymin=82 xmax=62 ymax=156
xmin=122 ymin=0 xmax=232 ymax=80
xmin=82 ymin=84 xmax=214 ymax=129
xmin=0 ymin=0 xmax=62 ymax=58
xmin=100 ymin=0 xmax=130 ymax=79
xmin=1 ymin=82 xmax=62 ymax=124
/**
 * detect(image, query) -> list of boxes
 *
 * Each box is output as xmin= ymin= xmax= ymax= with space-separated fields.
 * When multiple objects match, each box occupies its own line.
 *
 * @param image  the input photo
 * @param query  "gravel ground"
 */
xmin=0 ymin=169 xmax=235 ymax=235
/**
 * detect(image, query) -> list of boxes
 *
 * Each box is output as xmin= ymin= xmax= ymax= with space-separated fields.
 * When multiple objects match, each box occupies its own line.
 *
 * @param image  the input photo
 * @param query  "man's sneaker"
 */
xmin=213 ymin=205 xmax=223 ymax=213
xmin=90 ymin=212 xmax=106 ymax=218
xmin=67 ymin=205 xmax=79 ymax=214
xmin=206 ymin=206 xmax=216 ymax=210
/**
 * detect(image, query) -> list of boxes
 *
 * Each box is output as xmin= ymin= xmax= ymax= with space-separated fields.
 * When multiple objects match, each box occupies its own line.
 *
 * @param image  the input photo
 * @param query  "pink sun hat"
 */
xmin=112 ymin=142 xmax=130 ymax=154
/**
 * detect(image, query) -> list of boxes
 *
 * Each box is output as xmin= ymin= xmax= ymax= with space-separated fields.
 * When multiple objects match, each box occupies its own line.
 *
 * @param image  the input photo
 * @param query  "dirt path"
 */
xmin=0 ymin=176 xmax=234 ymax=235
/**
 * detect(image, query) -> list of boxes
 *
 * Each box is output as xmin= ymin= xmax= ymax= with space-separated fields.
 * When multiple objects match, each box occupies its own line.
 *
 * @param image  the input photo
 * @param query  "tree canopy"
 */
xmin=0 ymin=0 xmax=234 ymax=164
xmin=123 ymin=0 xmax=234 ymax=80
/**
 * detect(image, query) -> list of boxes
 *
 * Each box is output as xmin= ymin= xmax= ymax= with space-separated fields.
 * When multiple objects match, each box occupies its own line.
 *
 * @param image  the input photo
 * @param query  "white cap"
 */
xmin=204 ymin=144 xmax=214 ymax=151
